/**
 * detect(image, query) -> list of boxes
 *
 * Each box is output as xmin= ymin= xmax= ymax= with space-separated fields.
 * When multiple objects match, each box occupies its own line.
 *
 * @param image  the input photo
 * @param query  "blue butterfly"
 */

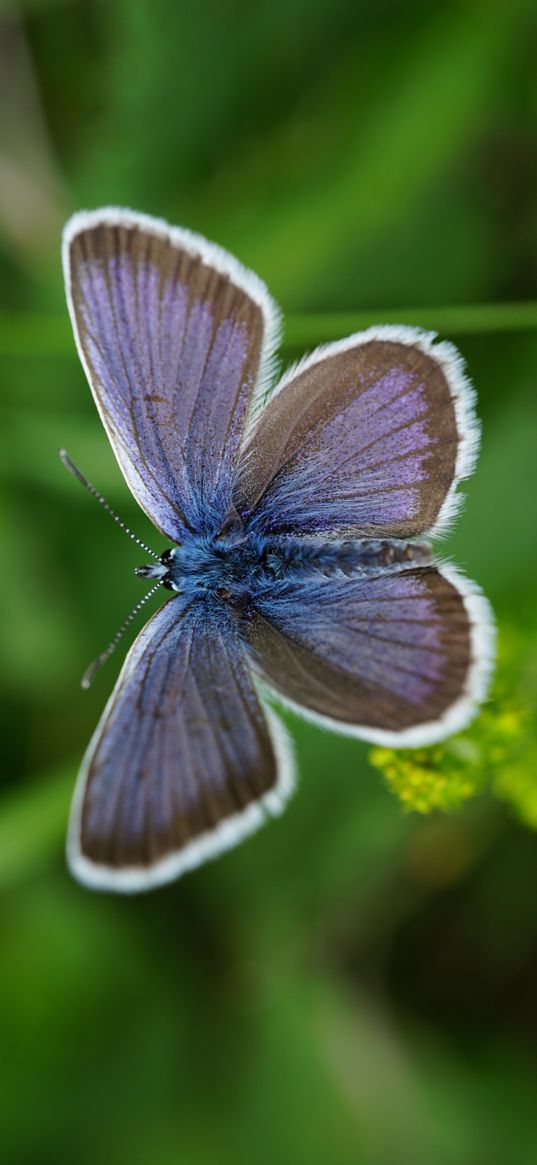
xmin=62 ymin=208 xmax=494 ymax=892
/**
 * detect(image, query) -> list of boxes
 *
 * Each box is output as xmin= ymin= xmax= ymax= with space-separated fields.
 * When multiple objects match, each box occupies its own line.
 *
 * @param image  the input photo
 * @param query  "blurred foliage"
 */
xmin=2 ymin=1 xmax=537 ymax=1163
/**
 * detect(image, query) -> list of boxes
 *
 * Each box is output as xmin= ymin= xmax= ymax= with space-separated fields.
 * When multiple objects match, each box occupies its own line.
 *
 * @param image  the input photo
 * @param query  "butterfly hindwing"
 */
xmin=246 ymin=565 xmax=494 ymax=747
xmin=63 ymin=208 xmax=280 ymax=540
xmin=235 ymin=327 xmax=479 ymax=540
xmin=68 ymin=597 xmax=294 ymax=891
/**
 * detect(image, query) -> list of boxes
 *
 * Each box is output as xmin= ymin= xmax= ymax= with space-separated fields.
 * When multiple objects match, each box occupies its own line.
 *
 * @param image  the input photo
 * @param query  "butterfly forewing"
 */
xmin=235 ymin=328 xmax=478 ymax=539
xmin=247 ymin=566 xmax=493 ymax=747
xmin=68 ymin=597 xmax=294 ymax=891
xmin=63 ymin=208 xmax=280 ymax=540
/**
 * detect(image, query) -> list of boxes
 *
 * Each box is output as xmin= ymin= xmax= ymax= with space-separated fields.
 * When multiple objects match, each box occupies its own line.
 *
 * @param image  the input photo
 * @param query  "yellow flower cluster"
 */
xmin=369 ymin=626 xmax=537 ymax=826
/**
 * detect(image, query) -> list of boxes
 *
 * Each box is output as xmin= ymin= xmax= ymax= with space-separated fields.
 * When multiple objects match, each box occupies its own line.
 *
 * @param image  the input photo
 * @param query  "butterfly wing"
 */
xmin=68 ymin=597 xmax=294 ymax=892
xmin=234 ymin=326 xmax=478 ymax=539
xmin=246 ymin=565 xmax=494 ymax=746
xmin=63 ymin=208 xmax=280 ymax=540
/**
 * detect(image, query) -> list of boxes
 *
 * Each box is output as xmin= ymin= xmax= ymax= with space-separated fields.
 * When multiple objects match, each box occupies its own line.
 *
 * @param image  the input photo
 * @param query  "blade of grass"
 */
xmin=2 ymin=302 xmax=537 ymax=359
xmin=0 ymin=764 xmax=72 ymax=890
xmin=284 ymin=304 xmax=537 ymax=350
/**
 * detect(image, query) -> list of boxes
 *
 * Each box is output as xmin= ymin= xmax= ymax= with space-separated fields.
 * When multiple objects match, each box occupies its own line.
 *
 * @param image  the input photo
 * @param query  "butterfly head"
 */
xmin=135 ymin=549 xmax=177 ymax=589
xmin=134 ymin=518 xmax=264 ymax=604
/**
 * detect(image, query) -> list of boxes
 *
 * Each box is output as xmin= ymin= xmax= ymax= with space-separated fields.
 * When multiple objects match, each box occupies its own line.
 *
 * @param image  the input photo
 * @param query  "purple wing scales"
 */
xmin=63 ymin=208 xmax=280 ymax=540
xmin=247 ymin=565 xmax=494 ymax=747
xmin=68 ymin=597 xmax=294 ymax=892
xmin=235 ymin=327 xmax=479 ymax=540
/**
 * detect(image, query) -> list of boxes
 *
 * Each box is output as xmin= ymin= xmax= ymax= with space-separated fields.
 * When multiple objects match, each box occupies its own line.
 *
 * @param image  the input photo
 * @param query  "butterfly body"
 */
xmin=62 ymin=207 xmax=494 ymax=892
xmin=140 ymin=531 xmax=435 ymax=610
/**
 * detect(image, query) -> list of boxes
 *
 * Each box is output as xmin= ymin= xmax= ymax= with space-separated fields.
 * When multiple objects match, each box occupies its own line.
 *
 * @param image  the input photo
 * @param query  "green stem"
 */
xmin=1 ymin=302 xmax=537 ymax=358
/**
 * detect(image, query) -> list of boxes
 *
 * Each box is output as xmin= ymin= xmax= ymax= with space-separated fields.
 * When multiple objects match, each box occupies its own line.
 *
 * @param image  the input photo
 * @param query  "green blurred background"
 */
xmin=2 ymin=1 xmax=537 ymax=1162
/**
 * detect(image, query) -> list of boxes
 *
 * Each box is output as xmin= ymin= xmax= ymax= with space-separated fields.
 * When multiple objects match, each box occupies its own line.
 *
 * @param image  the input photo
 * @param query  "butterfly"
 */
xmin=62 ymin=207 xmax=494 ymax=893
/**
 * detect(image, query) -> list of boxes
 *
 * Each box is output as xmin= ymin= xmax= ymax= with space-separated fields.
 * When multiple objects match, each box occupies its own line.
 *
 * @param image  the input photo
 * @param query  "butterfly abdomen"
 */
xmin=262 ymin=537 xmax=433 ymax=582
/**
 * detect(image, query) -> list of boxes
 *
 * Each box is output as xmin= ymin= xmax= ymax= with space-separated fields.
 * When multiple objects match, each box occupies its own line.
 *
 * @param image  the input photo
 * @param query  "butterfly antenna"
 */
xmin=59 ymin=448 xmax=160 ymax=561
xmin=81 ymin=581 xmax=163 ymax=689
